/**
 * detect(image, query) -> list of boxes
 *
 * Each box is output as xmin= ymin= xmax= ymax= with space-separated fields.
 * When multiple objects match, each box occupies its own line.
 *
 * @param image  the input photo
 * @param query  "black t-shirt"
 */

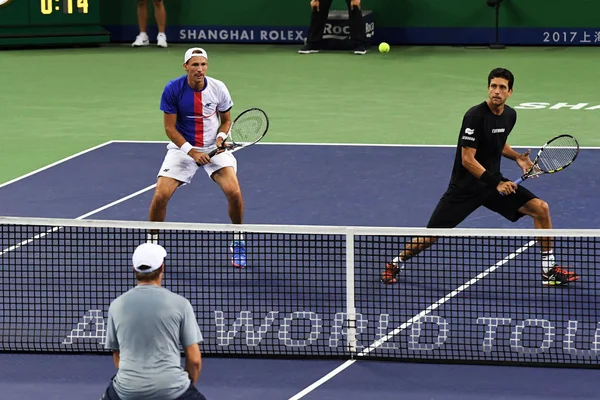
xmin=448 ymin=101 xmax=517 ymax=193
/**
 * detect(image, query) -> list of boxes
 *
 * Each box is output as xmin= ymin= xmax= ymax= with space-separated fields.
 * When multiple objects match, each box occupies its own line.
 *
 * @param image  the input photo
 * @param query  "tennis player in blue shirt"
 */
xmin=148 ymin=47 xmax=246 ymax=268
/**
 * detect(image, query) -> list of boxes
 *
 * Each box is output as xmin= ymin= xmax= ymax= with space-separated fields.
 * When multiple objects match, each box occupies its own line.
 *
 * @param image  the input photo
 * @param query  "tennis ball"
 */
xmin=378 ymin=42 xmax=390 ymax=53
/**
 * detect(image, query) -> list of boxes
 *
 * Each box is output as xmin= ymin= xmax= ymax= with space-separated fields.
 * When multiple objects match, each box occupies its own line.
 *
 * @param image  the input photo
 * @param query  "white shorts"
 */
xmin=157 ymin=148 xmax=238 ymax=184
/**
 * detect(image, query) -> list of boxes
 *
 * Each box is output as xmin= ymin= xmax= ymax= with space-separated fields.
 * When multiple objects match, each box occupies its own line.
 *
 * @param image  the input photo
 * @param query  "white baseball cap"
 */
xmin=184 ymin=47 xmax=208 ymax=63
xmin=132 ymin=243 xmax=167 ymax=273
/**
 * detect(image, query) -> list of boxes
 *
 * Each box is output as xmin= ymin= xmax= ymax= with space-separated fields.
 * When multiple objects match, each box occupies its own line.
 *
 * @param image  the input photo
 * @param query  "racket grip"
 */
xmin=207 ymin=148 xmax=218 ymax=158
xmin=499 ymin=176 xmax=525 ymax=197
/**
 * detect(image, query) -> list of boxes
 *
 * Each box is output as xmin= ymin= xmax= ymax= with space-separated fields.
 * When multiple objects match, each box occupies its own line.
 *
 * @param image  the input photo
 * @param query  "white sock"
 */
xmin=233 ymin=232 xmax=244 ymax=243
xmin=147 ymin=233 xmax=159 ymax=244
xmin=391 ymin=256 xmax=404 ymax=269
xmin=542 ymin=250 xmax=555 ymax=273
xmin=139 ymin=32 xmax=148 ymax=37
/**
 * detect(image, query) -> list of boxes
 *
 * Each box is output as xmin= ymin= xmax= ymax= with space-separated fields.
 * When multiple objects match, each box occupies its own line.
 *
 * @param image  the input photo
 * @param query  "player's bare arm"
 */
xmin=163 ymin=112 xmax=210 ymax=165
xmin=215 ymin=110 xmax=233 ymax=149
xmin=462 ymin=147 xmax=516 ymax=195
xmin=112 ymin=351 xmax=120 ymax=369
xmin=184 ymin=343 xmax=202 ymax=385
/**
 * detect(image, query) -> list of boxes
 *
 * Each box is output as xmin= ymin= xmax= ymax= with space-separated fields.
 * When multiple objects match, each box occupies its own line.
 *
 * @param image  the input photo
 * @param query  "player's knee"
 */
xmin=152 ymin=0 xmax=163 ymax=5
xmin=524 ymin=198 xmax=550 ymax=219
xmin=137 ymin=0 xmax=147 ymax=6
xmin=151 ymin=190 xmax=172 ymax=208
xmin=537 ymin=199 xmax=550 ymax=218
xmin=225 ymin=188 xmax=243 ymax=204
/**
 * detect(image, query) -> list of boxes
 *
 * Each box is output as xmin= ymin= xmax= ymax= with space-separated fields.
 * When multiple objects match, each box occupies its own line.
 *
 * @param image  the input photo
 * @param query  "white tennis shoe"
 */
xmin=132 ymin=34 xmax=149 ymax=47
xmin=157 ymin=33 xmax=168 ymax=48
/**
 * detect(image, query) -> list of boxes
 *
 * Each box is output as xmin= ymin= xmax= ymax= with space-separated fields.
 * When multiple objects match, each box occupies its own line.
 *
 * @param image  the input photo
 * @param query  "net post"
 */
xmin=345 ymin=228 xmax=357 ymax=355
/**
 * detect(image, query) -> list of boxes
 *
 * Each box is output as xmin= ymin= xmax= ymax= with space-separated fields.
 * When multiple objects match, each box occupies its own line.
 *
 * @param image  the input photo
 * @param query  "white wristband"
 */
xmin=217 ymin=132 xmax=228 ymax=141
xmin=180 ymin=142 xmax=193 ymax=154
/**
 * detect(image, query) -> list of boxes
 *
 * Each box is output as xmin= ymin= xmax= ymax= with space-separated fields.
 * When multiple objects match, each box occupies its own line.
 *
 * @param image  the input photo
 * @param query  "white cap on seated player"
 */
xmin=132 ymin=243 xmax=167 ymax=273
xmin=184 ymin=47 xmax=208 ymax=63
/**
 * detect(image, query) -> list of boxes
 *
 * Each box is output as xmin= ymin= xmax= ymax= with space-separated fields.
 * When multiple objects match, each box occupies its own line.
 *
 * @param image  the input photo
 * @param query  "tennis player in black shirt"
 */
xmin=381 ymin=68 xmax=578 ymax=286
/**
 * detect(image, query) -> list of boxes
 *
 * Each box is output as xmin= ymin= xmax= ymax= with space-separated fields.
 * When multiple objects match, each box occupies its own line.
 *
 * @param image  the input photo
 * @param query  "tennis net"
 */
xmin=1 ymin=216 xmax=598 ymax=367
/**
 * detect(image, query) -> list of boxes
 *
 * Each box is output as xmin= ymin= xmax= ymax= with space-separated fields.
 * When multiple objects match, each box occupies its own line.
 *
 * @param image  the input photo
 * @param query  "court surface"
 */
xmin=1 ymin=141 xmax=598 ymax=400
xmin=2 ymin=44 xmax=600 ymax=399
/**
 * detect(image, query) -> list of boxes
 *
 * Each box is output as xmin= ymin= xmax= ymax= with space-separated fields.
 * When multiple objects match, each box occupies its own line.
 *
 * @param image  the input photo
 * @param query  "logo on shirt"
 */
xmin=204 ymin=102 xmax=214 ymax=108
xmin=492 ymin=128 xmax=506 ymax=134
xmin=465 ymin=128 xmax=475 ymax=135
xmin=461 ymin=136 xmax=476 ymax=142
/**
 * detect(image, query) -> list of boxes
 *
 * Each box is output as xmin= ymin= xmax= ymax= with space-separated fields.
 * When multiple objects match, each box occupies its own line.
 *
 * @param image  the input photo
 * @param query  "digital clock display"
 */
xmin=0 ymin=0 xmax=107 ymax=46
xmin=40 ymin=0 xmax=88 ymax=14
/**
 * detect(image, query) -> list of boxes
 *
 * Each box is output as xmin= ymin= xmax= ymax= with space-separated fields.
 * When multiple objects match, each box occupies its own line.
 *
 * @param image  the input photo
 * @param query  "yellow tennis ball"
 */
xmin=379 ymin=42 xmax=390 ymax=53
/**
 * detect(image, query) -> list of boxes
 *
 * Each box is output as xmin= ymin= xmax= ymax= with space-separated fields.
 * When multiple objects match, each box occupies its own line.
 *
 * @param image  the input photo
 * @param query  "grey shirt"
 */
xmin=105 ymin=285 xmax=203 ymax=400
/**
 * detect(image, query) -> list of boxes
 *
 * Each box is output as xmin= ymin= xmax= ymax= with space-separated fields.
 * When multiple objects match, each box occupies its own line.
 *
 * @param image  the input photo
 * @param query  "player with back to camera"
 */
xmin=101 ymin=243 xmax=206 ymax=400
xmin=380 ymin=67 xmax=579 ymax=287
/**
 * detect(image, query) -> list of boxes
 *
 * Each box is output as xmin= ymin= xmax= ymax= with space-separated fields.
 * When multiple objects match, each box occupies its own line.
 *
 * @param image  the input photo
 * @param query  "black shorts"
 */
xmin=426 ymin=185 xmax=537 ymax=228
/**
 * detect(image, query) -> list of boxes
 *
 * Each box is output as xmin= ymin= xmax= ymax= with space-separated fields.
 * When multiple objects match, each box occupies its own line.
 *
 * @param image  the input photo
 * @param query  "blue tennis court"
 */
xmin=1 ymin=142 xmax=599 ymax=399
xmin=2 ymin=142 xmax=598 ymax=227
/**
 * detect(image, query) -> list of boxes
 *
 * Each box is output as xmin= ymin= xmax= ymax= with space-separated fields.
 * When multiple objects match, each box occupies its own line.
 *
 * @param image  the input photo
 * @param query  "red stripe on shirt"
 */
xmin=193 ymin=92 xmax=204 ymax=147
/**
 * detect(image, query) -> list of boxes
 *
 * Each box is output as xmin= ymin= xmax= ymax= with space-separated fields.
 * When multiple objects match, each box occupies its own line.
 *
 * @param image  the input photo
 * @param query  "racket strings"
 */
xmin=538 ymin=137 xmax=578 ymax=172
xmin=231 ymin=110 xmax=268 ymax=144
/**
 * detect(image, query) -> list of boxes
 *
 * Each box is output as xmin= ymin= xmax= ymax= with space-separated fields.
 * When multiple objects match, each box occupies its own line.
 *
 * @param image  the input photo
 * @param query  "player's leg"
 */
xmin=344 ymin=0 xmax=367 ymax=54
xmin=519 ymin=198 xmax=578 ymax=285
xmin=299 ymin=0 xmax=334 ymax=53
xmin=485 ymin=186 xmax=578 ymax=285
xmin=132 ymin=0 xmax=150 ymax=47
xmin=212 ymin=167 xmax=244 ymax=225
xmin=381 ymin=192 xmax=481 ymax=284
xmin=148 ymin=177 xmax=181 ymax=223
xmin=147 ymin=149 xmax=199 ymax=242
xmin=153 ymin=0 xmax=168 ymax=48
xmin=204 ymin=152 xmax=246 ymax=267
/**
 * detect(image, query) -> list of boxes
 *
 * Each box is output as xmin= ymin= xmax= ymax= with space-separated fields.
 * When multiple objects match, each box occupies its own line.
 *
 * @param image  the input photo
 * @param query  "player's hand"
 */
xmin=497 ymin=181 xmax=517 ymax=195
xmin=516 ymin=149 xmax=537 ymax=176
xmin=189 ymin=149 xmax=211 ymax=166
xmin=214 ymin=137 xmax=229 ymax=155
xmin=310 ymin=0 xmax=319 ymax=11
xmin=215 ymin=136 xmax=226 ymax=150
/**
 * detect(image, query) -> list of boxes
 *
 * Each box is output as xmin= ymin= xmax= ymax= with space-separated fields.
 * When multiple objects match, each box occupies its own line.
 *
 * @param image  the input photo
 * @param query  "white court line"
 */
xmin=3 ymin=140 xmax=597 ymax=188
xmin=0 ymin=141 xmax=114 ymax=189
xmin=109 ymin=139 xmax=600 ymax=150
xmin=110 ymin=139 xmax=456 ymax=147
xmin=0 ymin=184 xmax=156 ymax=257
xmin=287 ymin=239 xmax=537 ymax=400
xmin=288 ymin=360 xmax=357 ymax=400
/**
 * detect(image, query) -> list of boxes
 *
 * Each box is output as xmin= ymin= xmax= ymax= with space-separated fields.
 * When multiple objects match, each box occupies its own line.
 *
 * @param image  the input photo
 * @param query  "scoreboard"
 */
xmin=0 ymin=0 xmax=109 ymax=46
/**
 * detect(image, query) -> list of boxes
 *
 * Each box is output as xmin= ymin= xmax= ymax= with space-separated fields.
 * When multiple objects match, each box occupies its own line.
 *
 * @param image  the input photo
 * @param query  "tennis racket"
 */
xmin=511 ymin=134 xmax=579 ymax=186
xmin=208 ymin=108 xmax=269 ymax=157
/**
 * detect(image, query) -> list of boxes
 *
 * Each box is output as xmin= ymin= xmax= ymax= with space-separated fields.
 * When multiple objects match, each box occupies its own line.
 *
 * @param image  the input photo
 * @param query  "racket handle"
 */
xmin=499 ymin=175 xmax=525 ymax=196
xmin=207 ymin=148 xmax=218 ymax=158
